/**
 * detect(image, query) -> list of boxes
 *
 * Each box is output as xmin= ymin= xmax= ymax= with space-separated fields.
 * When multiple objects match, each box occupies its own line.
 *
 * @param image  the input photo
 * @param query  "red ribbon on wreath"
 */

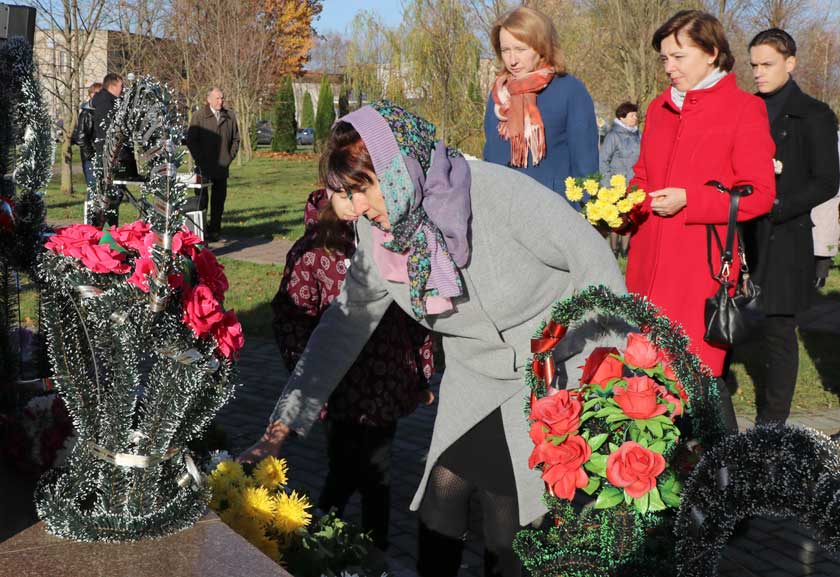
xmin=530 ymin=321 xmax=567 ymax=386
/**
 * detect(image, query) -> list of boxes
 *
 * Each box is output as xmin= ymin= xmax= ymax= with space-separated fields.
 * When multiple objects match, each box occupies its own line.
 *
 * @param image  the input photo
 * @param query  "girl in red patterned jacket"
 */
xmin=271 ymin=189 xmax=434 ymax=551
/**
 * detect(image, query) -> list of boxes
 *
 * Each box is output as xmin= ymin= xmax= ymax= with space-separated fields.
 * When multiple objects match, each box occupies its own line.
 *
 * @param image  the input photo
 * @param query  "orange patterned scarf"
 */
xmin=492 ymin=68 xmax=555 ymax=167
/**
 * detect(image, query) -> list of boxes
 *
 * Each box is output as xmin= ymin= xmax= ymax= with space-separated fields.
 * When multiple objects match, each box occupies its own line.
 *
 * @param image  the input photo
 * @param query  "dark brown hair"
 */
xmin=749 ymin=28 xmax=797 ymax=57
xmin=102 ymin=73 xmax=123 ymax=90
xmin=311 ymin=203 xmax=353 ymax=254
xmin=615 ymin=101 xmax=638 ymax=119
xmin=491 ymin=6 xmax=565 ymax=75
xmin=652 ymin=10 xmax=735 ymax=72
xmin=319 ymin=121 xmax=375 ymax=195
xmin=88 ymin=82 xmax=102 ymax=98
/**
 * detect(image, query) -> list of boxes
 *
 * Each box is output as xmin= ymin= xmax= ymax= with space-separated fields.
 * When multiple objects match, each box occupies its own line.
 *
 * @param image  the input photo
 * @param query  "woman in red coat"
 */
xmin=626 ymin=10 xmax=776 ymax=425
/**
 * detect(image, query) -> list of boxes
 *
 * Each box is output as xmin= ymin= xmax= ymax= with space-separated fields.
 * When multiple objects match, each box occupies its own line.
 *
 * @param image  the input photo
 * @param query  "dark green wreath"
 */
xmin=514 ymin=285 xmax=727 ymax=577
xmin=674 ymin=425 xmax=840 ymax=577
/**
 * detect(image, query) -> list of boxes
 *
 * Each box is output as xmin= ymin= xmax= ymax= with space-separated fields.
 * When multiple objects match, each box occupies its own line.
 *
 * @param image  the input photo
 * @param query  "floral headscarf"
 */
xmin=339 ymin=101 xmax=472 ymax=319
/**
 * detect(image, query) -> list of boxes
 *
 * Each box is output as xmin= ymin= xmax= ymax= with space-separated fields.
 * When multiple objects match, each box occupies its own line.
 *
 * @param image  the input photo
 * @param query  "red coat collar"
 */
xmin=661 ymin=73 xmax=738 ymax=113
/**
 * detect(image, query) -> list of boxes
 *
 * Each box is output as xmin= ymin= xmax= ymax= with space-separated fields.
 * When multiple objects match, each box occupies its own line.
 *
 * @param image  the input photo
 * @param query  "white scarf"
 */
xmin=614 ymin=118 xmax=638 ymax=133
xmin=670 ymin=68 xmax=728 ymax=110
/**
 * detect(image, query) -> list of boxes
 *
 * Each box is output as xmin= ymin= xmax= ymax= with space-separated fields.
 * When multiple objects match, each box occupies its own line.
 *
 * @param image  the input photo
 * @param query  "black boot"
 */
xmin=484 ymin=546 xmax=522 ymax=577
xmin=417 ymin=521 xmax=464 ymax=577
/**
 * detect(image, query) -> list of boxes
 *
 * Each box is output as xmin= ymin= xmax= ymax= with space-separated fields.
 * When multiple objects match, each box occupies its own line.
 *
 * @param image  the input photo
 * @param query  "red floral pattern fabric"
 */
xmin=272 ymin=204 xmax=434 ymax=427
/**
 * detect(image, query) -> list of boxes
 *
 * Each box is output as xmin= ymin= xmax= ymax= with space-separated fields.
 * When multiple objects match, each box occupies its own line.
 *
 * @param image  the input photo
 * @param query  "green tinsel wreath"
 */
xmin=513 ymin=285 xmax=727 ymax=577
xmin=674 ymin=425 xmax=840 ymax=577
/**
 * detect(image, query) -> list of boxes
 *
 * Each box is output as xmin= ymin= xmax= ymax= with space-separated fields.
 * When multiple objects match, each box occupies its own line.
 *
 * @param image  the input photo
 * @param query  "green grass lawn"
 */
xmin=33 ymin=156 xmax=840 ymax=413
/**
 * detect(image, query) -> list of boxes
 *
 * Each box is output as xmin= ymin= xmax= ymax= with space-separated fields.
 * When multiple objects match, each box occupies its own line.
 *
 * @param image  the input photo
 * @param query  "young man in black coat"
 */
xmin=745 ymin=29 xmax=840 ymax=424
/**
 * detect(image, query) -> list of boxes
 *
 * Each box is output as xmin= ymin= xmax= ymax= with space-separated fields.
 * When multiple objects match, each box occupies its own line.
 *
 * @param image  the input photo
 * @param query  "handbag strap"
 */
xmin=705 ymin=181 xmax=752 ymax=282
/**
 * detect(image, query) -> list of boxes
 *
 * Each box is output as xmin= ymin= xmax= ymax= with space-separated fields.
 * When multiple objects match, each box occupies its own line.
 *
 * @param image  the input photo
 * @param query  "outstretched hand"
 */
xmin=237 ymin=420 xmax=292 ymax=463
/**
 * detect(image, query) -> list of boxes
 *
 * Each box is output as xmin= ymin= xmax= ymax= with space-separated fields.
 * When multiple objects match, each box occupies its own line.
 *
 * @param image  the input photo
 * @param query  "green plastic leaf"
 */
xmin=633 ymin=492 xmax=650 ymax=514
xmin=98 ymin=230 xmax=128 ymax=253
xmin=649 ymin=440 xmax=667 ymax=454
xmin=596 ymin=406 xmax=622 ymax=418
xmin=580 ymin=410 xmax=595 ymax=423
xmin=548 ymin=433 xmax=569 ymax=445
xmin=583 ymin=397 xmax=602 ymax=411
xmin=606 ymin=412 xmax=630 ymax=424
xmin=609 ymin=443 xmax=620 ymax=453
xmin=660 ymin=486 xmax=681 ymax=508
xmin=594 ymin=487 xmax=624 ymax=509
xmin=648 ymin=488 xmax=667 ymax=511
xmin=647 ymin=420 xmax=663 ymax=437
xmin=582 ymin=476 xmax=601 ymax=495
xmin=587 ymin=433 xmax=609 ymax=452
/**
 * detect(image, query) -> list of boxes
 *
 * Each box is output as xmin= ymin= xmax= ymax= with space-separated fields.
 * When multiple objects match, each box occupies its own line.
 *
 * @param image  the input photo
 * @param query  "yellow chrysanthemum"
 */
xmin=566 ymin=185 xmax=584 ymax=202
xmin=607 ymin=217 xmax=624 ymax=229
xmin=272 ymin=490 xmax=313 ymax=534
xmin=601 ymin=203 xmax=620 ymax=222
xmin=211 ymin=460 xmax=246 ymax=485
xmin=629 ymin=189 xmax=647 ymax=204
xmin=254 ymin=456 xmax=289 ymax=489
xmin=611 ymin=185 xmax=627 ymax=199
xmin=586 ymin=203 xmax=602 ymax=224
xmin=609 ymin=174 xmax=627 ymax=189
xmin=255 ymin=535 xmax=281 ymax=561
xmin=241 ymin=486 xmax=277 ymax=526
xmin=564 ymin=176 xmax=577 ymax=191
xmin=617 ymin=198 xmax=634 ymax=213
xmin=583 ymin=179 xmax=600 ymax=195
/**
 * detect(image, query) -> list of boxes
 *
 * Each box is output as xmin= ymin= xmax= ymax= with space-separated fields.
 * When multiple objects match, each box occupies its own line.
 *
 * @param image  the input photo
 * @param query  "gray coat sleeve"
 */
xmin=599 ymin=130 xmax=617 ymax=185
xmin=269 ymin=234 xmax=394 ymax=435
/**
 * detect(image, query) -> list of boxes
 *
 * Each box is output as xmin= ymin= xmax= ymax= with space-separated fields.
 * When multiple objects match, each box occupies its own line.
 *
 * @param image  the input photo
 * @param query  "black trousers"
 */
xmin=207 ymin=177 xmax=228 ymax=235
xmin=755 ymin=314 xmax=798 ymax=424
xmin=317 ymin=417 xmax=396 ymax=551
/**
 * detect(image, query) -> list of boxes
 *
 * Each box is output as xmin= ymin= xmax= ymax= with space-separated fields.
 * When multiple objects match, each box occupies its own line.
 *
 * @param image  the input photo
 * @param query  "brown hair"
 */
xmin=491 ymin=6 xmax=565 ymax=76
xmin=102 ymin=73 xmax=123 ymax=90
xmin=749 ymin=28 xmax=797 ymax=58
xmin=88 ymin=82 xmax=102 ymax=98
xmin=312 ymin=204 xmax=353 ymax=255
xmin=319 ymin=121 xmax=375 ymax=195
xmin=652 ymin=10 xmax=735 ymax=72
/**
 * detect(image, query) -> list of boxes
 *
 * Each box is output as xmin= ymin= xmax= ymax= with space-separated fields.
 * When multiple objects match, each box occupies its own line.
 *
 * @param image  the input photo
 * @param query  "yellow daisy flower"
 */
xmin=566 ymin=185 xmax=584 ymax=202
xmin=630 ymin=189 xmax=647 ymax=204
xmin=586 ymin=203 xmax=603 ymax=224
xmin=602 ymin=203 xmax=620 ymax=222
xmin=241 ymin=486 xmax=277 ymax=526
xmin=254 ymin=456 xmax=289 ymax=489
xmin=564 ymin=176 xmax=577 ymax=191
xmin=272 ymin=490 xmax=313 ymax=534
xmin=211 ymin=460 xmax=246 ymax=485
xmin=617 ymin=198 xmax=634 ymax=213
xmin=609 ymin=174 xmax=627 ymax=189
xmin=607 ymin=217 xmax=624 ymax=229
xmin=583 ymin=179 xmax=600 ymax=195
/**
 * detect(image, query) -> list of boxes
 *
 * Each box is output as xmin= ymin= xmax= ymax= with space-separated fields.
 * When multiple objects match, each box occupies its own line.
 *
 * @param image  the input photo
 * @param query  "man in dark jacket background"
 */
xmin=744 ymin=29 xmax=840 ymax=424
xmin=73 ymin=82 xmax=101 ymax=190
xmin=186 ymin=87 xmax=240 ymax=242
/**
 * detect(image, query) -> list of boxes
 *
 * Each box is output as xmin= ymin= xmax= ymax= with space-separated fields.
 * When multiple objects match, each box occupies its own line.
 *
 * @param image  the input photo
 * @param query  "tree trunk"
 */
xmin=59 ymin=131 xmax=74 ymax=195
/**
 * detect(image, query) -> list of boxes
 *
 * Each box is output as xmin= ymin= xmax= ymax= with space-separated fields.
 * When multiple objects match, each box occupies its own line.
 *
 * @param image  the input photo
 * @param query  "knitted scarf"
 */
xmin=492 ymin=67 xmax=555 ymax=167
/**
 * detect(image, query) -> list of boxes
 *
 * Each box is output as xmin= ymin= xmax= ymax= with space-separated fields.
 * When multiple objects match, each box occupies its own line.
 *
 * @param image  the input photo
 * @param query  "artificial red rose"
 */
xmin=529 ymin=421 xmax=550 ymax=445
xmin=613 ymin=376 xmax=669 ymax=420
xmin=539 ymin=435 xmax=592 ymax=501
xmin=193 ymin=249 xmax=229 ymax=300
xmin=78 ymin=243 xmax=131 ymax=274
xmin=110 ymin=220 xmax=151 ymax=253
xmin=529 ymin=389 xmax=582 ymax=438
xmin=656 ymin=385 xmax=684 ymax=418
xmin=182 ymin=283 xmax=224 ymax=337
xmin=579 ymin=347 xmax=622 ymax=388
xmin=211 ymin=309 xmax=245 ymax=359
xmin=606 ymin=441 xmax=666 ymax=498
xmin=45 ymin=224 xmax=102 ymax=259
xmin=624 ymin=333 xmax=658 ymax=369
xmin=127 ymin=257 xmax=157 ymax=293
xmin=173 ymin=228 xmax=204 ymax=258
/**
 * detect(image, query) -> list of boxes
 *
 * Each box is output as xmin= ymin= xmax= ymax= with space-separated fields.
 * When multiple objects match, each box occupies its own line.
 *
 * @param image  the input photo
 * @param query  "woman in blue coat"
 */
xmin=483 ymin=6 xmax=599 ymax=204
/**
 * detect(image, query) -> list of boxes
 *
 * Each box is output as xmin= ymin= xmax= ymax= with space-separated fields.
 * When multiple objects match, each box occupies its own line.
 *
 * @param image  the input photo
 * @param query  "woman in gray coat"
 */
xmin=240 ymin=102 xmax=625 ymax=577
xmin=599 ymin=101 xmax=641 ymax=257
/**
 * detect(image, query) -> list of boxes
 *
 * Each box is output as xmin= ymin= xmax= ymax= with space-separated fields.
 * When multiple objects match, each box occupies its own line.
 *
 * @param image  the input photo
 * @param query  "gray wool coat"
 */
xmin=270 ymin=160 xmax=627 ymax=525
xmin=599 ymin=121 xmax=641 ymax=187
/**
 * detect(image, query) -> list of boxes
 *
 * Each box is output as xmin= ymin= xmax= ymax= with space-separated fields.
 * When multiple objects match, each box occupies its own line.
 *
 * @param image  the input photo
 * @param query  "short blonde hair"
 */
xmin=491 ymin=7 xmax=565 ymax=76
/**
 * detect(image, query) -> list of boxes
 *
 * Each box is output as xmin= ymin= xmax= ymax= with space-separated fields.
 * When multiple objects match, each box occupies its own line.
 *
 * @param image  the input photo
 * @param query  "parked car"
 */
xmin=255 ymin=120 xmax=273 ymax=146
xmin=296 ymin=128 xmax=314 ymax=146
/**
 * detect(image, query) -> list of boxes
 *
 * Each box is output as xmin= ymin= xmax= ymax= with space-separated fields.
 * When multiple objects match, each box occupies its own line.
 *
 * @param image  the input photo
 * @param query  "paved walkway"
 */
xmin=218 ymin=337 xmax=840 ymax=577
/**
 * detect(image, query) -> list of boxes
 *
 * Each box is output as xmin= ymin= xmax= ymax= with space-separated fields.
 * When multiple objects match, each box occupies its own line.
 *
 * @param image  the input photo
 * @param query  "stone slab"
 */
xmin=0 ymin=511 xmax=291 ymax=577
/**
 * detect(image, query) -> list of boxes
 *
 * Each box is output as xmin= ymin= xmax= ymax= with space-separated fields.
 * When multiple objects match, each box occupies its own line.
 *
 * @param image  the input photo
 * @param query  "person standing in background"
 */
xmin=811 ymin=129 xmax=840 ymax=289
xmin=187 ymin=87 xmax=240 ymax=243
xmin=599 ymin=101 xmax=641 ymax=257
xmin=742 ymin=29 xmax=840 ymax=425
xmin=482 ymin=6 xmax=599 ymax=205
xmin=89 ymin=73 xmax=127 ymax=226
xmin=73 ymin=82 xmax=101 ymax=191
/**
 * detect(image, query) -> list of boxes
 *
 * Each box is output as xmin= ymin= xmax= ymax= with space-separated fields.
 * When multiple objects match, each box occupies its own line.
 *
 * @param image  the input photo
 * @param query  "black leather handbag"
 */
xmin=703 ymin=181 xmax=765 ymax=346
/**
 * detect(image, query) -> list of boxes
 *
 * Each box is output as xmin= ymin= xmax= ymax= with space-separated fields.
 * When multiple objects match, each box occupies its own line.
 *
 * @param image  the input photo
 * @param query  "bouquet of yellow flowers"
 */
xmin=209 ymin=456 xmax=312 ymax=561
xmin=565 ymin=174 xmax=647 ymax=233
